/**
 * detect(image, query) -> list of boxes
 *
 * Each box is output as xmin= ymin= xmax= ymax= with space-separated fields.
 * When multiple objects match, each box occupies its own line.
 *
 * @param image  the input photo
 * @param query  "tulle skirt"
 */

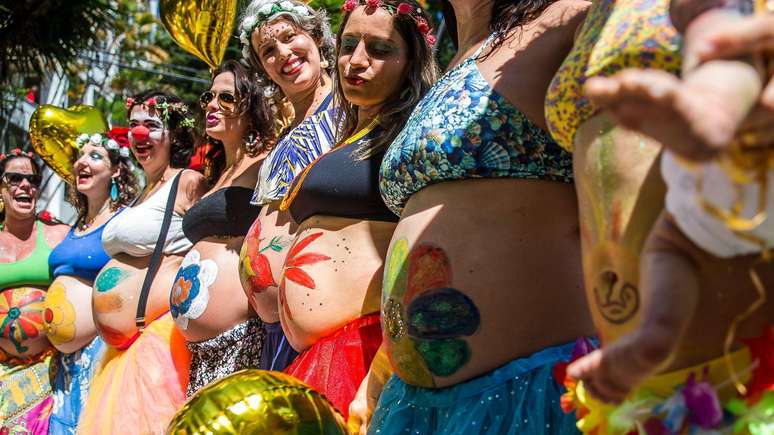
xmin=285 ymin=313 xmax=382 ymax=419
xmin=369 ymin=341 xmax=580 ymax=435
xmin=77 ymin=314 xmax=190 ymax=435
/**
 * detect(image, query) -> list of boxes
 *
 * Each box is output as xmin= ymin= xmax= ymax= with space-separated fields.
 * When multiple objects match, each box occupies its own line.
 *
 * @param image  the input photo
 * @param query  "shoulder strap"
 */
xmin=135 ymin=172 xmax=182 ymax=330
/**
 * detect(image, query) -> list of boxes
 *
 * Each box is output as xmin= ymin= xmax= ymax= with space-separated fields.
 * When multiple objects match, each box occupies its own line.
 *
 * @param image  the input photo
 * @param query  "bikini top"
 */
xmin=102 ymin=173 xmax=192 ymax=257
xmin=379 ymin=35 xmax=573 ymax=216
xmin=182 ymin=187 xmax=262 ymax=244
xmin=49 ymin=209 xmax=123 ymax=281
xmin=0 ymin=222 xmax=53 ymax=289
xmin=545 ymin=0 xmax=682 ymax=152
xmin=281 ymin=122 xmax=398 ymax=224
xmin=251 ymin=93 xmax=337 ymax=205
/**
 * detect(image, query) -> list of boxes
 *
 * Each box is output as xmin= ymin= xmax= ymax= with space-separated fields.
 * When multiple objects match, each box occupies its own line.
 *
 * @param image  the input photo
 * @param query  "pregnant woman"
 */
xmin=171 ymin=60 xmax=275 ymax=396
xmin=0 ymin=150 xmax=68 ymax=433
xmin=45 ymin=128 xmax=138 ymax=434
xmin=78 ymin=91 xmax=207 ymax=434
xmin=277 ymin=0 xmax=437 ymax=418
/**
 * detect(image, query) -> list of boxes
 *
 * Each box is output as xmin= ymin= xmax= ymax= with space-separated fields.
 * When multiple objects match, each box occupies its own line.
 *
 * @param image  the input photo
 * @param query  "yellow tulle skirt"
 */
xmin=77 ymin=314 xmax=191 ymax=434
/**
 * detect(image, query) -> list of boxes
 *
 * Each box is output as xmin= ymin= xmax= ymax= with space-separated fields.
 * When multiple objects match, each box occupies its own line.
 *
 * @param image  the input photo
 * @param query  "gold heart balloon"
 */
xmin=28 ymin=105 xmax=108 ymax=180
xmin=159 ymin=0 xmax=237 ymax=69
xmin=167 ymin=370 xmax=349 ymax=435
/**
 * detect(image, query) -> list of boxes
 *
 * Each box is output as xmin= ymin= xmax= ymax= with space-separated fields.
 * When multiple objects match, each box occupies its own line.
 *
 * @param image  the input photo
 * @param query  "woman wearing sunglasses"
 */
xmin=170 ymin=60 xmax=275 ymax=396
xmin=0 ymin=149 xmax=69 ymax=433
xmin=236 ymin=0 xmax=338 ymax=372
xmin=43 ymin=128 xmax=139 ymax=434
xmin=78 ymin=91 xmax=208 ymax=434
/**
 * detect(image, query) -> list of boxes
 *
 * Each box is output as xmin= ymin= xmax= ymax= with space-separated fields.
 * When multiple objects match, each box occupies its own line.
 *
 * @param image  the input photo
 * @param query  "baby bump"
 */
xmin=92 ymin=257 xmax=182 ymax=349
xmin=43 ymin=275 xmax=97 ymax=353
xmin=0 ymin=287 xmax=51 ymax=358
xmin=170 ymin=245 xmax=251 ymax=342
xmin=574 ymin=116 xmax=666 ymax=341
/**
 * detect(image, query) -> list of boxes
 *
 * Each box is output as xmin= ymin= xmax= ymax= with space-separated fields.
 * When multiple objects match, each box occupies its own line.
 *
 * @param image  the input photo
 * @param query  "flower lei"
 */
xmin=125 ymin=96 xmax=196 ymax=129
xmin=0 ymin=148 xmax=34 ymax=162
xmin=239 ymin=1 xmax=314 ymax=60
xmin=76 ymin=133 xmax=131 ymax=158
xmin=341 ymin=0 xmax=436 ymax=46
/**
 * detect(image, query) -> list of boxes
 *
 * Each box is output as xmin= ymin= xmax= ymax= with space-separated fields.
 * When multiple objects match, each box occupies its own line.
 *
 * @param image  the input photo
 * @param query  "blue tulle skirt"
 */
xmin=368 ymin=341 xmax=580 ymax=435
xmin=48 ymin=337 xmax=106 ymax=435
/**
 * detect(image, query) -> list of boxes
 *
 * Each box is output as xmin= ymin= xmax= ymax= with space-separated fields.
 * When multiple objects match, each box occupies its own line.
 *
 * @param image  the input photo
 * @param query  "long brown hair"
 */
xmin=333 ymin=0 xmax=438 ymax=159
xmin=203 ymin=60 xmax=276 ymax=184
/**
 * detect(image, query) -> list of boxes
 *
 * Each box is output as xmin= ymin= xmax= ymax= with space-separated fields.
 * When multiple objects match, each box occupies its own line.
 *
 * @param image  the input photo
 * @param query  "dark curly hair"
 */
xmin=203 ymin=60 xmax=276 ymax=184
xmin=334 ymin=0 xmax=439 ymax=159
xmin=65 ymin=149 xmax=139 ymax=229
xmin=126 ymin=90 xmax=197 ymax=168
xmin=442 ymin=0 xmax=558 ymax=57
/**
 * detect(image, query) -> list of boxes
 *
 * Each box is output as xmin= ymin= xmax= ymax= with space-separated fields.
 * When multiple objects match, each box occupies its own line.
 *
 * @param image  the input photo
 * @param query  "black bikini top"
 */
xmin=280 ymin=124 xmax=398 ymax=224
xmin=182 ymin=187 xmax=262 ymax=244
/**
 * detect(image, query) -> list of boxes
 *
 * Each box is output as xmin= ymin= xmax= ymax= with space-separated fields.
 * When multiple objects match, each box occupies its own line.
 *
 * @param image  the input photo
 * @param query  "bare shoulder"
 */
xmin=232 ymin=155 xmax=265 ymax=190
xmin=541 ymin=0 xmax=591 ymax=26
xmin=42 ymin=221 xmax=70 ymax=246
xmin=177 ymin=169 xmax=208 ymax=212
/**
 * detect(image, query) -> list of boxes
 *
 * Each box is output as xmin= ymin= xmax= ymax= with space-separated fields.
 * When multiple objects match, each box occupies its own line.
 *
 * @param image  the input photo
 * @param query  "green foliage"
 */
xmin=0 ymin=0 xmax=116 ymax=83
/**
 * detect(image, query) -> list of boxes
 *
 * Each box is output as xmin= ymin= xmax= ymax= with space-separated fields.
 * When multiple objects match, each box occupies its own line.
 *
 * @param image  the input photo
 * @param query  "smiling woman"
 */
xmin=0 ymin=151 xmax=69 ymax=433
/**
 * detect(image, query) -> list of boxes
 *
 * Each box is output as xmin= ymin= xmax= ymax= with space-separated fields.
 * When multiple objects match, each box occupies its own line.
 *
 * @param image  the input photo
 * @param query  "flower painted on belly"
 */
xmin=170 ymin=249 xmax=218 ymax=331
xmin=0 ymin=288 xmax=46 ymax=354
xmin=382 ymin=239 xmax=480 ymax=386
xmin=42 ymin=282 xmax=77 ymax=345
xmin=279 ymin=232 xmax=330 ymax=320
xmin=239 ymin=220 xmax=290 ymax=295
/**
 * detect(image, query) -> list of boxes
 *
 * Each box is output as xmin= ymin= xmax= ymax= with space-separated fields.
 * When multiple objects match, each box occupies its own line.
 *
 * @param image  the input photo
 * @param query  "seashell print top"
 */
xmin=379 ymin=35 xmax=573 ymax=216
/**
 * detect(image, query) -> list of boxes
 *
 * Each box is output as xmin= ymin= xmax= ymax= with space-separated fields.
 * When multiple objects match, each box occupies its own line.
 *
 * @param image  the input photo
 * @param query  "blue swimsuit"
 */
xmin=47 ymin=211 xmax=122 ymax=435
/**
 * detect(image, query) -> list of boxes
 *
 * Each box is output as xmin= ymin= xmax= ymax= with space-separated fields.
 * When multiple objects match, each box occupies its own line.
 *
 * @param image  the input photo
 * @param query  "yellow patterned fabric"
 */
xmin=545 ymin=0 xmax=682 ymax=152
xmin=0 ymin=355 xmax=54 ymax=432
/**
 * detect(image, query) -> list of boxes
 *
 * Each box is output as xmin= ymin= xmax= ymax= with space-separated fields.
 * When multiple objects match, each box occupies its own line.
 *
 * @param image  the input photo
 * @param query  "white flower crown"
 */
xmin=76 ymin=133 xmax=131 ymax=158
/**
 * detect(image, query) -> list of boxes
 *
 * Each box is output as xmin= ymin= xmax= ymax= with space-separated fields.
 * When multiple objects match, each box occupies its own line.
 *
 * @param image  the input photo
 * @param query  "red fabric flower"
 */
xmin=107 ymin=127 xmax=131 ymax=148
xmin=426 ymin=34 xmax=436 ymax=46
xmin=397 ymin=2 xmax=412 ymax=14
xmin=416 ymin=17 xmax=430 ymax=34
xmin=145 ymin=97 xmax=157 ymax=106
xmin=124 ymin=97 xmax=134 ymax=109
xmin=38 ymin=211 xmax=53 ymax=223
xmin=342 ymin=0 xmax=358 ymax=12
xmin=366 ymin=0 xmax=380 ymax=7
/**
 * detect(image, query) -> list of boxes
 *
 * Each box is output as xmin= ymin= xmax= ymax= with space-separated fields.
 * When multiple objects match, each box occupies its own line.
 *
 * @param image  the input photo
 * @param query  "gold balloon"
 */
xmin=159 ymin=0 xmax=237 ymax=69
xmin=28 ymin=105 xmax=108 ymax=180
xmin=167 ymin=370 xmax=349 ymax=435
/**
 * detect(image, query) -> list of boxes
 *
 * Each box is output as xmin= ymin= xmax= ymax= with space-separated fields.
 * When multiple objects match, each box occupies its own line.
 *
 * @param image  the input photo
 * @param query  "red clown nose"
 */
xmin=130 ymin=125 xmax=150 ymax=142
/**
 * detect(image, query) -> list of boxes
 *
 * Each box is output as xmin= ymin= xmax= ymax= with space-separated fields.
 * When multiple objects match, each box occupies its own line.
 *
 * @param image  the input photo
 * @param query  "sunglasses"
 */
xmin=199 ymin=91 xmax=237 ymax=113
xmin=2 ymin=172 xmax=42 ymax=188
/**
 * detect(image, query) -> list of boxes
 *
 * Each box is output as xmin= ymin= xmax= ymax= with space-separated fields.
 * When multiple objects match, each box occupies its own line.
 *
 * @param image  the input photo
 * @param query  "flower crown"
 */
xmin=76 ymin=133 xmax=132 ymax=158
xmin=125 ymin=96 xmax=196 ymax=129
xmin=341 ymin=0 xmax=436 ymax=45
xmin=0 ymin=148 xmax=34 ymax=162
xmin=239 ymin=1 xmax=314 ymax=60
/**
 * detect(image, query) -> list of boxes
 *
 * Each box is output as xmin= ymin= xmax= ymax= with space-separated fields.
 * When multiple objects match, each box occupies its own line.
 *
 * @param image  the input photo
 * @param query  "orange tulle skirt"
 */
xmin=285 ymin=313 xmax=382 ymax=419
xmin=77 ymin=313 xmax=190 ymax=435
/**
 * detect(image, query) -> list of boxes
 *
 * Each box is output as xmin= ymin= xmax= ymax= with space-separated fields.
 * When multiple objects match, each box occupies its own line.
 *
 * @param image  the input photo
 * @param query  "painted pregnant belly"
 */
xmin=42 ymin=282 xmax=77 ymax=346
xmin=0 ymin=287 xmax=47 ymax=355
xmin=170 ymin=249 xmax=218 ymax=331
xmin=382 ymin=239 xmax=481 ymax=387
xmin=92 ymin=266 xmax=132 ymax=346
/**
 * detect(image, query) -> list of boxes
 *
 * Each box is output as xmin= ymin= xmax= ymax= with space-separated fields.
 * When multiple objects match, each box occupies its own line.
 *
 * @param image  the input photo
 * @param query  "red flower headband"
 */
xmin=341 ymin=0 xmax=436 ymax=46
xmin=0 ymin=148 xmax=35 ymax=161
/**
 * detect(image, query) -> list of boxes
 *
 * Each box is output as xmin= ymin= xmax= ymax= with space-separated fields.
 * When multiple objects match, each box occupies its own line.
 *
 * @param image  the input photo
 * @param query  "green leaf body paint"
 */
xmin=414 ymin=338 xmax=471 ymax=377
xmin=95 ymin=267 xmax=131 ymax=293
